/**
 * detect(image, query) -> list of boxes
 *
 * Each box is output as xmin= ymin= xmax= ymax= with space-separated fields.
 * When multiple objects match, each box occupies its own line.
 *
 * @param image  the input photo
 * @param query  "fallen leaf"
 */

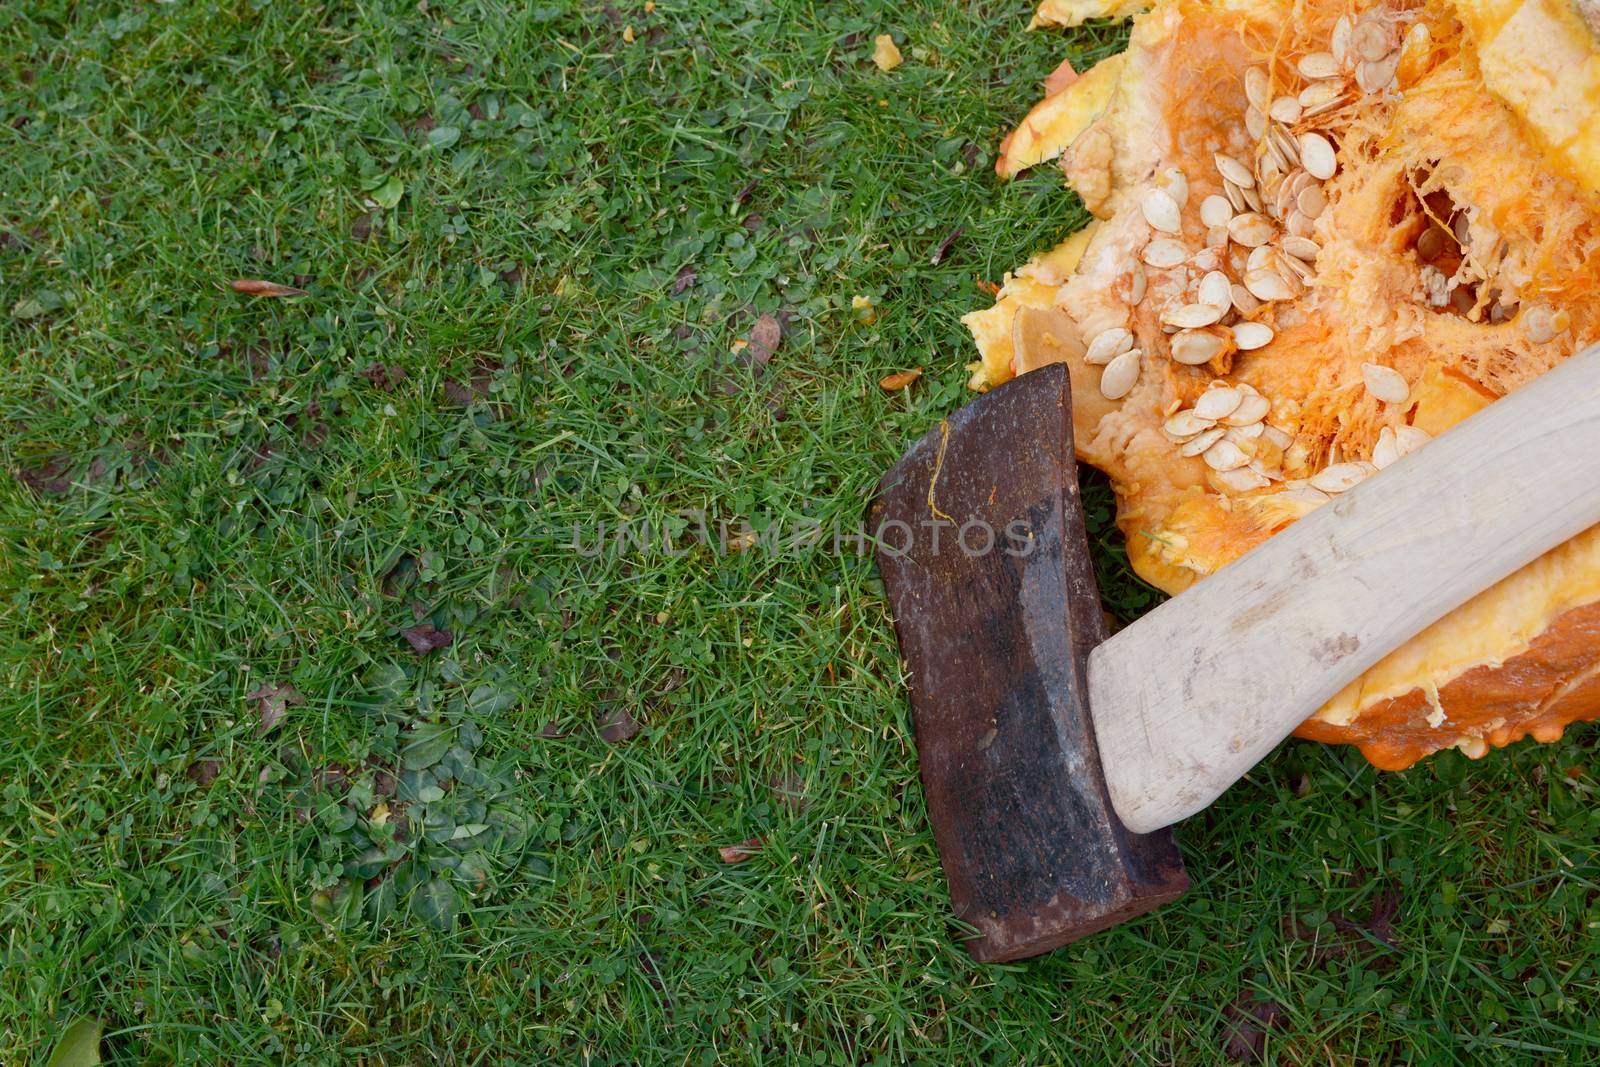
xmin=597 ymin=703 xmax=640 ymax=743
xmin=1222 ymin=995 xmax=1286 ymax=1064
xmin=673 ymin=264 xmax=697 ymax=294
xmin=929 ymin=226 xmax=963 ymax=266
xmin=245 ymin=683 xmax=304 ymax=735
xmin=718 ymin=836 xmax=764 ymax=863
xmin=879 ymin=368 xmax=923 ymax=392
xmin=350 ymin=212 xmax=375 ymax=241
xmin=18 ymin=454 xmax=72 ymax=495
xmin=746 ymin=312 xmax=782 ymax=369
xmin=1043 ymin=55 xmax=1080 ymax=96
xmin=769 ymin=771 xmax=808 ymax=812
xmin=538 ymin=723 xmax=568 ymax=739
xmin=975 ymin=277 xmax=1001 ymax=297
xmin=733 ymin=178 xmax=759 ymax=203
xmin=230 ymin=279 xmax=308 ymax=298
xmin=360 ymin=363 xmax=407 ymax=391
xmin=400 ymin=622 xmax=453 ymax=654
xmin=44 ymin=1016 xmax=103 ymax=1067
xmin=186 ymin=759 xmax=223 ymax=786
xmin=872 ymin=34 xmax=902 ymax=72
xmin=622 ymin=25 xmax=635 ymax=43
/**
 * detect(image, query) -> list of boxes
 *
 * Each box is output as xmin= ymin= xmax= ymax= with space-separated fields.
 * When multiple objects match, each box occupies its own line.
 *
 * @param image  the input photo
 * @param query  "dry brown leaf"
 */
xmin=872 ymin=34 xmax=902 ymax=72
xmin=747 ymin=312 xmax=782 ymax=368
xmin=879 ymin=368 xmax=923 ymax=392
xmin=245 ymin=683 xmax=304 ymax=735
xmin=230 ymin=279 xmax=308 ymax=298
xmin=718 ymin=836 xmax=764 ymax=863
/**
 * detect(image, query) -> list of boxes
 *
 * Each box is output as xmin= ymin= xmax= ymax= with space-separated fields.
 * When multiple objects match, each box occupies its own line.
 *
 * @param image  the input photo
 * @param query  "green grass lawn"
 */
xmin=3 ymin=1 xmax=1598 ymax=1062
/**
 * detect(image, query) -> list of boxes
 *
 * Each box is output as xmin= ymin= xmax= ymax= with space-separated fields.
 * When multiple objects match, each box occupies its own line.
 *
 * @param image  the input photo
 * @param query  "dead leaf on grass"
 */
xmin=400 ymin=622 xmax=453 ymax=654
xmin=597 ymin=703 xmax=640 ymax=743
xmin=718 ymin=836 xmax=764 ymax=863
xmin=1222 ymin=995 xmax=1286 ymax=1064
xmin=673 ymin=264 xmax=697 ymax=295
xmin=246 ymin=683 xmax=305 ymax=735
xmin=230 ymin=279 xmax=308 ymax=298
xmin=879 ymin=368 xmax=923 ymax=392
xmin=746 ymin=312 xmax=782 ymax=369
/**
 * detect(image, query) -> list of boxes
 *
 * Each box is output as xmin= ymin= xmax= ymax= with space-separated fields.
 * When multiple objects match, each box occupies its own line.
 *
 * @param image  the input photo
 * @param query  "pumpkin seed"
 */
xmin=1085 ymin=327 xmax=1134 ymax=365
xmin=1394 ymin=425 xmax=1431 ymax=455
xmin=1245 ymin=105 xmax=1268 ymax=140
xmin=1198 ymin=270 xmax=1233 ymax=309
xmin=1204 ymin=438 xmax=1250 ymax=471
xmin=1299 ymin=80 xmax=1342 ymax=113
xmin=1245 ymin=267 xmax=1296 ymax=302
xmin=1142 ymin=238 xmax=1190 ymax=268
xmin=1214 ymin=466 xmax=1272 ymax=492
xmin=1263 ymin=425 xmax=1294 ymax=449
xmin=1170 ymin=328 xmax=1227 ymax=365
xmin=1269 ymin=95 xmax=1303 ymax=124
xmin=1194 ymin=386 xmax=1243 ymax=421
xmin=1371 ymin=427 xmax=1400 ymax=469
xmin=1285 ymin=209 xmax=1316 ymax=239
xmin=1164 ymin=411 xmax=1216 ymax=439
xmin=1206 ymin=224 xmax=1232 ymax=248
xmin=1278 ymin=251 xmax=1315 ymax=283
xmin=1270 ymin=126 xmax=1301 ymax=167
xmin=1232 ymin=321 xmax=1274 ymax=350
xmin=1142 ymin=188 xmax=1183 ymax=234
xmin=1310 ymin=462 xmax=1371 ymax=493
xmin=1244 ymin=67 xmax=1271 ymax=112
xmin=1223 ymin=179 xmax=1250 ymax=213
xmin=1232 ymin=284 xmax=1263 ymax=315
xmin=1163 ymin=302 xmax=1226 ymax=329
xmin=1298 ymin=133 xmax=1337 ymax=180
xmin=1099 ymin=349 xmax=1141 ymax=400
xmin=1200 ymin=195 xmax=1234 ymax=228
xmin=1229 ymin=422 xmax=1266 ymax=442
xmin=1282 ymin=235 xmax=1321 ymax=262
xmin=1523 ymin=305 xmax=1571 ymax=343
xmin=1361 ymin=362 xmax=1410 ymax=404
xmin=1241 ymin=183 xmax=1264 ymax=213
xmin=1296 ymin=184 xmax=1328 ymax=218
xmin=1215 ymin=152 xmax=1255 ymax=189
xmin=1181 ymin=426 xmax=1228 ymax=457
xmin=1353 ymin=20 xmax=1390 ymax=62
xmin=1225 ymin=393 xmax=1271 ymax=426
xmin=1331 ymin=15 xmax=1353 ymax=66
xmin=1356 ymin=53 xmax=1399 ymax=94
xmin=1161 ymin=167 xmax=1190 ymax=208
xmin=1128 ymin=261 xmax=1148 ymax=304
xmin=1298 ymin=52 xmax=1341 ymax=79
xmin=1228 ymin=213 xmax=1276 ymax=248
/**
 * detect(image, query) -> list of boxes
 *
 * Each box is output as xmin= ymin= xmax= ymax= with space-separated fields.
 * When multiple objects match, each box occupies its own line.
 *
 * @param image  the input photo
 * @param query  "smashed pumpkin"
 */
xmin=968 ymin=0 xmax=1600 ymax=769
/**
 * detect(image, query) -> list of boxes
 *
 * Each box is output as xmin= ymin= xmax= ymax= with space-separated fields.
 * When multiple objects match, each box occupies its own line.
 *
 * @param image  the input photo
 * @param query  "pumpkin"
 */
xmin=966 ymin=0 xmax=1600 ymax=769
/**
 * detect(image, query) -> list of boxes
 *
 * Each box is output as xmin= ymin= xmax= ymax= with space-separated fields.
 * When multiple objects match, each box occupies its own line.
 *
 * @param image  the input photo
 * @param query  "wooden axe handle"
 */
xmin=1091 ymin=342 xmax=1600 ymax=833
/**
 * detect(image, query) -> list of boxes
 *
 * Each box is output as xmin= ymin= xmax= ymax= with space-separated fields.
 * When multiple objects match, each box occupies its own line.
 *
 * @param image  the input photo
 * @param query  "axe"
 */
xmin=870 ymin=343 xmax=1600 ymax=962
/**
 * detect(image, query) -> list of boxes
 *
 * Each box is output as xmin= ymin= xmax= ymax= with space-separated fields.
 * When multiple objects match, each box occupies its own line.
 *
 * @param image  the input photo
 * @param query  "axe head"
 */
xmin=869 ymin=363 xmax=1188 ymax=962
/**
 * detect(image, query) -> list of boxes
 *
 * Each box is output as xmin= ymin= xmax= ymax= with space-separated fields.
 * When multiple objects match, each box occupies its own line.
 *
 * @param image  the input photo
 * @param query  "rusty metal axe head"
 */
xmin=868 ymin=364 xmax=1187 ymax=962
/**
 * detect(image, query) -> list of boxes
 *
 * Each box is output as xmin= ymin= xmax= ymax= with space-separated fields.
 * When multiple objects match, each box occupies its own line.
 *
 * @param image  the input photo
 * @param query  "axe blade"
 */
xmin=869 ymin=364 xmax=1188 ymax=962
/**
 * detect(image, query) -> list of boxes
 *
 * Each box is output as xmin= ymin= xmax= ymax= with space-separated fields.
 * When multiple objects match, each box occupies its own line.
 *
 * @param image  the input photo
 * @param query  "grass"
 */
xmin=2 ymin=0 xmax=1598 ymax=1062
